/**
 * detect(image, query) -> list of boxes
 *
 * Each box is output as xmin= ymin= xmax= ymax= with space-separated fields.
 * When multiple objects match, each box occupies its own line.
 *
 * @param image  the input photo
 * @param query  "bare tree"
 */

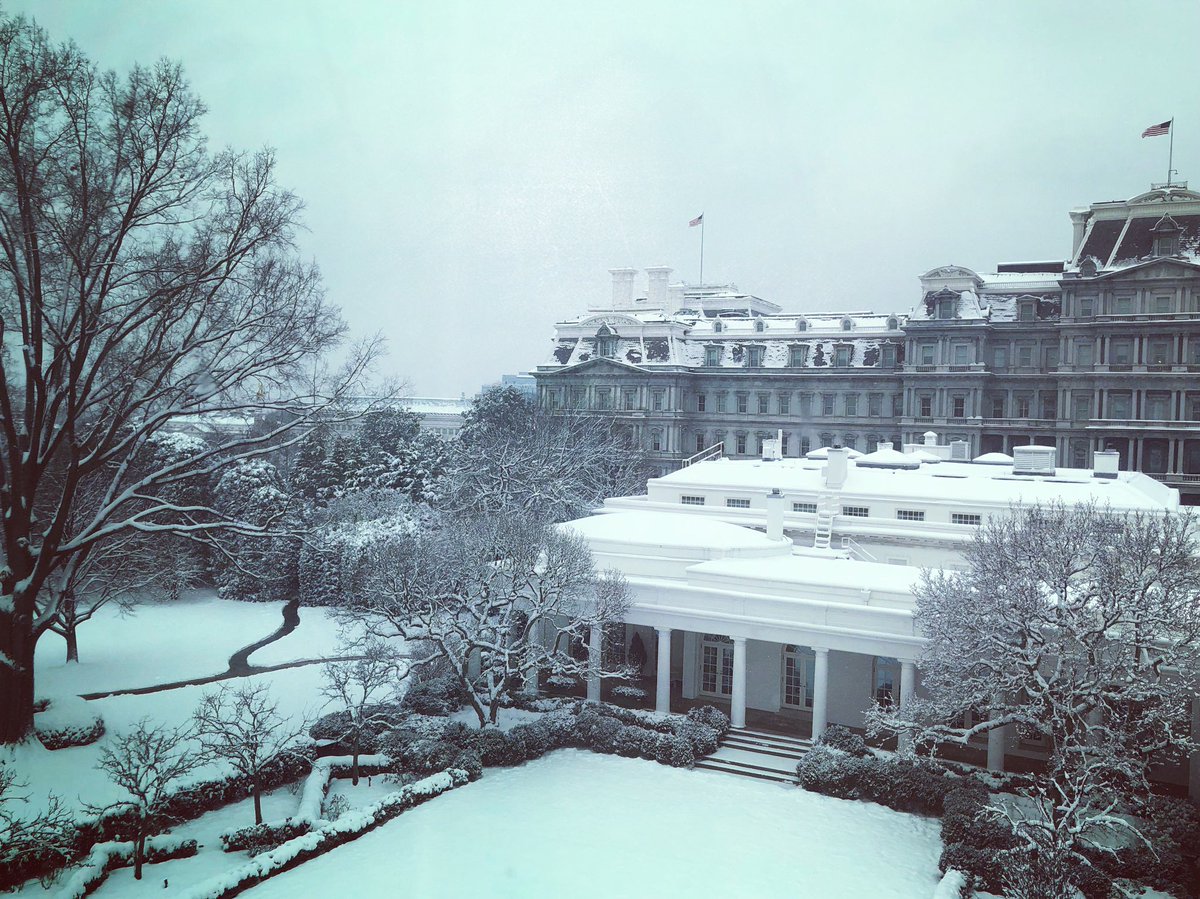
xmin=0 ymin=758 xmax=75 ymax=888
xmin=192 ymin=683 xmax=309 ymax=824
xmin=341 ymin=512 xmax=632 ymax=727
xmin=871 ymin=503 xmax=1200 ymax=894
xmin=320 ymin=637 xmax=407 ymax=784
xmin=0 ymin=14 xmax=379 ymax=742
xmin=93 ymin=719 xmax=203 ymax=880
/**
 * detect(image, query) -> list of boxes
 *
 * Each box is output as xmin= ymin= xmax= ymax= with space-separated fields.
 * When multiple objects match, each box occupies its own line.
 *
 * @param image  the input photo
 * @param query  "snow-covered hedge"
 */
xmin=179 ymin=769 xmax=469 ymax=899
xmin=34 ymin=696 xmax=105 ymax=750
xmin=55 ymin=835 xmax=197 ymax=899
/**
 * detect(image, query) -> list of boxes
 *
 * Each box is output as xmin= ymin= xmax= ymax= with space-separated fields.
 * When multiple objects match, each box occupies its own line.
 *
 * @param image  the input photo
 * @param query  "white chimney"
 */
xmin=609 ymin=268 xmax=637 ymax=308
xmin=646 ymin=266 xmax=673 ymax=310
xmin=1093 ymin=449 xmax=1120 ymax=479
xmin=766 ymin=488 xmax=784 ymax=540
xmin=824 ymin=446 xmax=849 ymax=489
xmin=1012 ymin=445 xmax=1056 ymax=476
xmin=923 ymin=431 xmax=938 ymax=447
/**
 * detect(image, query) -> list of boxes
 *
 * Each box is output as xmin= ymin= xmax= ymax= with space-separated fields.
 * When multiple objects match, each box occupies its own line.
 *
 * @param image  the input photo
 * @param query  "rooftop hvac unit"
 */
xmin=761 ymin=437 xmax=782 ymax=461
xmin=949 ymin=440 xmax=970 ymax=461
xmin=1012 ymin=445 xmax=1056 ymax=476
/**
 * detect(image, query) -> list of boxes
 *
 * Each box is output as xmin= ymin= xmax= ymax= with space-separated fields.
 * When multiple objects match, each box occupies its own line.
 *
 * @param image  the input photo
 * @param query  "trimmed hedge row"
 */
xmin=220 ymin=820 xmax=311 ymax=857
xmin=796 ymin=743 xmax=952 ymax=817
xmin=56 ymin=836 xmax=198 ymax=899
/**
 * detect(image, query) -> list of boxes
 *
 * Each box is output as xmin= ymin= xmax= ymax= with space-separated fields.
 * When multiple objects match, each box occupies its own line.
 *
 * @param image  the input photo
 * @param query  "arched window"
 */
xmin=841 ymin=317 xmax=853 ymax=331
xmin=887 ymin=316 xmax=898 ymax=331
xmin=754 ymin=319 xmax=765 ymax=333
xmin=796 ymin=318 xmax=808 ymax=332
xmin=714 ymin=320 xmax=724 ymax=333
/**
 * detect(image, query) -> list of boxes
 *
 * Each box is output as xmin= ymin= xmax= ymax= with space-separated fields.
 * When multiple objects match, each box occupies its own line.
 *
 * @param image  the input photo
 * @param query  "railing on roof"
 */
xmin=682 ymin=443 xmax=725 ymax=467
xmin=840 ymin=535 xmax=878 ymax=563
xmin=1151 ymin=180 xmax=1188 ymax=190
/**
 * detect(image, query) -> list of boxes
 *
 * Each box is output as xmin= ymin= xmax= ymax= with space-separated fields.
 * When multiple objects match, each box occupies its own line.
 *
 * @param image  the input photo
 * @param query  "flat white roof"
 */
xmin=561 ymin=510 xmax=788 ymax=552
xmin=652 ymin=457 xmax=1178 ymax=512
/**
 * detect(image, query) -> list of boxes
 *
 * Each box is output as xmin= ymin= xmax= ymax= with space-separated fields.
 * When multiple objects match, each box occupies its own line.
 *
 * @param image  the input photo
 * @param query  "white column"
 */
xmin=811 ymin=647 xmax=830 ymax=743
xmin=586 ymin=626 xmax=602 ymax=704
xmin=681 ymin=632 xmax=698 ymax=699
xmin=655 ymin=628 xmax=672 ymax=714
xmin=898 ymin=659 xmax=917 ymax=752
xmin=731 ymin=637 xmax=747 ymax=729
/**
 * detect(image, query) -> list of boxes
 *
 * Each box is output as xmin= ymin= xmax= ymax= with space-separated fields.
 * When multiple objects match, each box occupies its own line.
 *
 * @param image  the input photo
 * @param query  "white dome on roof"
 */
xmin=854 ymin=448 xmax=921 ymax=470
xmin=973 ymin=452 xmax=1014 ymax=465
xmin=806 ymin=446 xmax=864 ymax=460
xmin=909 ymin=449 xmax=941 ymax=464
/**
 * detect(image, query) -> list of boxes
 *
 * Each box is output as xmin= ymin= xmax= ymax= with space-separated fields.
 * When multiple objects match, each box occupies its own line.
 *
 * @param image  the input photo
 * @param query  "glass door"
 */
xmin=701 ymin=635 xmax=734 ymax=696
xmin=782 ymin=645 xmax=815 ymax=709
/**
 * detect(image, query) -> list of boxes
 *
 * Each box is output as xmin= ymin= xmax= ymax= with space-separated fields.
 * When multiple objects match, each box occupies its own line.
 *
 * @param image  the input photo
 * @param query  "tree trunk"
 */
xmin=351 ymin=738 xmax=360 ymax=787
xmin=64 ymin=626 xmax=79 ymax=664
xmin=61 ymin=594 xmax=79 ymax=663
xmin=252 ymin=776 xmax=263 ymax=825
xmin=0 ymin=611 xmax=36 ymax=743
xmin=133 ymin=832 xmax=145 ymax=880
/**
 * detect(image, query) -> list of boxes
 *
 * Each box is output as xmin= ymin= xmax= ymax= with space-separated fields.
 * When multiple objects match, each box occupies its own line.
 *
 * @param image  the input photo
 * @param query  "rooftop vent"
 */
xmin=1093 ymin=449 xmax=1120 ymax=479
xmin=949 ymin=440 xmax=970 ymax=461
xmin=761 ymin=436 xmax=782 ymax=462
xmin=1012 ymin=445 xmax=1056 ymax=476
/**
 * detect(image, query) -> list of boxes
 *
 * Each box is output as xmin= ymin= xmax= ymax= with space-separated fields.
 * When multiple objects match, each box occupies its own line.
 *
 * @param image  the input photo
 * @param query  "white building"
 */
xmin=396 ymin=396 xmax=472 ymax=440
xmin=562 ymin=438 xmax=1195 ymax=791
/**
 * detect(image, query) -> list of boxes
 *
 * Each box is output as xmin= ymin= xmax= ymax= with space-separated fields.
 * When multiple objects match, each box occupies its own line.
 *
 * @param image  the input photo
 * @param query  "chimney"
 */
xmin=609 ymin=268 xmax=637 ymax=308
xmin=923 ymin=430 xmax=938 ymax=447
xmin=824 ymin=446 xmax=849 ymax=489
xmin=645 ymin=266 xmax=673 ymax=310
xmin=766 ymin=488 xmax=784 ymax=540
xmin=1093 ymin=449 xmax=1120 ymax=479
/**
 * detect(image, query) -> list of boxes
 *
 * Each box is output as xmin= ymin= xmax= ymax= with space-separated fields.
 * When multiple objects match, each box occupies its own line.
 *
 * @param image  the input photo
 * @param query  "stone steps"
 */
xmin=696 ymin=727 xmax=812 ymax=786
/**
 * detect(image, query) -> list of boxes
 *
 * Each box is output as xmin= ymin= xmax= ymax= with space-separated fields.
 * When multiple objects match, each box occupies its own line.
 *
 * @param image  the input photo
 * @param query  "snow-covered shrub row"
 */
xmin=219 ymin=820 xmax=311 ymax=857
xmin=309 ymin=705 xmax=403 ymax=755
xmin=1079 ymin=795 xmax=1200 ymax=899
xmin=936 ymin=779 xmax=1014 ymax=896
xmin=33 ymin=696 xmax=105 ymax=750
xmin=294 ymin=754 xmax=392 ymax=825
xmin=55 ymin=835 xmax=197 ymax=899
xmin=177 ymin=769 xmax=469 ymax=899
xmin=796 ymin=742 xmax=951 ymax=816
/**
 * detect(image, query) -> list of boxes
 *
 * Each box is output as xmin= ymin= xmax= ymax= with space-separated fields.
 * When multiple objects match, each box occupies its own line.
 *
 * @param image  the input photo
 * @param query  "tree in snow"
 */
xmin=870 ymin=503 xmax=1200 ymax=895
xmin=320 ymin=637 xmax=408 ymax=784
xmin=192 ymin=682 xmax=310 ymax=824
xmin=339 ymin=511 xmax=632 ymax=727
xmin=93 ymin=719 xmax=203 ymax=880
xmin=209 ymin=460 xmax=299 ymax=603
xmin=0 ymin=14 xmax=379 ymax=743
xmin=447 ymin=387 xmax=648 ymax=524
xmin=0 ymin=758 xmax=75 ymax=888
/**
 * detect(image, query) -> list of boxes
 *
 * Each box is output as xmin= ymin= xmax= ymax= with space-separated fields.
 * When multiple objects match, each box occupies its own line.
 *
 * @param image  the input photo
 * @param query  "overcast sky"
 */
xmin=11 ymin=1 xmax=1199 ymax=396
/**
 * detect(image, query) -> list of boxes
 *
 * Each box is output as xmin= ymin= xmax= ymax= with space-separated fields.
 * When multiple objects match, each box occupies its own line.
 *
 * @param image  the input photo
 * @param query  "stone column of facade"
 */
xmin=655 ymin=627 xmax=672 ymax=714
xmin=731 ymin=637 xmax=747 ymax=729
xmin=898 ymin=659 xmax=917 ymax=752
xmin=811 ymin=647 xmax=830 ymax=742
xmin=586 ymin=625 xmax=602 ymax=704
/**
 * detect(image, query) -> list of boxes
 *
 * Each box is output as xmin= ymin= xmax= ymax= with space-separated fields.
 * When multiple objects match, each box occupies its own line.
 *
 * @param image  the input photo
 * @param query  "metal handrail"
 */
xmin=682 ymin=443 xmax=725 ymax=467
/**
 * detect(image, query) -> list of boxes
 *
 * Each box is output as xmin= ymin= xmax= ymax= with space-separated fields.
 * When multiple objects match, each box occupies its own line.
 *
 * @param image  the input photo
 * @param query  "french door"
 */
xmin=782 ymin=645 xmax=815 ymax=709
xmin=701 ymin=635 xmax=734 ymax=696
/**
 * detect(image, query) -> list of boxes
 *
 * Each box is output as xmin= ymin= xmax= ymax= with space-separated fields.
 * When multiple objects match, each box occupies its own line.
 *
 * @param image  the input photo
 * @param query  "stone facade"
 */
xmin=534 ymin=185 xmax=1200 ymax=500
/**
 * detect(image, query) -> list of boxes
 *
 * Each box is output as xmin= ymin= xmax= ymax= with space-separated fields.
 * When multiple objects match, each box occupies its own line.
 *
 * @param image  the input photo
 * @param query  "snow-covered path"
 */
xmin=242 ymin=751 xmax=945 ymax=899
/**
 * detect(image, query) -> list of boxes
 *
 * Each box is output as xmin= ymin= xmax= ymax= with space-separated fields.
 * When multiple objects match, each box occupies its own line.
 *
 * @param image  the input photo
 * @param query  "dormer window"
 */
xmin=834 ymin=345 xmax=852 ymax=367
xmin=881 ymin=344 xmax=898 ymax=367
xmin=1152 ymin=214 xmax=1182 ymax=257
xmin=1017 ymin=302 xmax=1035 ymax=322
xmin=705 ymin=345 xmax=721 ymax=367
xmin=840 ymin=317 xmax=853 ymax=331
xmin=796 ymin=318 xmax=808 ymax=332
xmin=936 ymin=298 xmax=955 ymax=320
xmin=596 ymin=324 xmax=618 ymax=357
xmin=746 ymin=346 xmax=764 ymax=368
xmin=713 ymin=320 xmax=724 ymax=333
xmin=788 ymin=344 xmax=809 ymax=367
xmin=886 ymin=316 xmax=899 ymax=331
xmin=754 ymin=319 xmax=765 ymax=333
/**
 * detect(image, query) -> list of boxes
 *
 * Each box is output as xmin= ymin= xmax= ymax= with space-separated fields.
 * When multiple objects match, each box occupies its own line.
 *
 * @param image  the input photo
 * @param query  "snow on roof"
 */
xmin=398 ymin=397 xmax=471 ymax=416
xmin=692 ymin=553 xmax=923 ymax=597
xmin=561 ymin=510 xmax=787 ymax=554
xmin=806 ymin=446 xmax=864 ymax=460
xmin=972 ymin=452 xmax=1014 ymax=465
xmin=652 ymin=457 xmax=1178 ymax=513
xmin=855 ymin=447 xmax=921 ymax=470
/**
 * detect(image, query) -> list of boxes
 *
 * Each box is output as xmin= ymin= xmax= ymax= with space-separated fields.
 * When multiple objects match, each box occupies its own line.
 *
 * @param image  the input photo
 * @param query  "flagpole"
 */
xmin=699 ymin=219 xmax=705 ymax=286
xmin=1168 ymin=117 xmax=1175 ymax=184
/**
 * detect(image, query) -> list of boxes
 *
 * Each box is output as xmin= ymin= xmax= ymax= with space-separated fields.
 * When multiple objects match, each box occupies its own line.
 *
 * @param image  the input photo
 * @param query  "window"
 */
xmin=1041 ymin=392 xmax=1057 ymax=420
xmin=887 ymin=316 xmax=899 ymax=330
xmin=571 ymin=387 xmax=585 ymax=408
xmin=713 ymin=320 xmax=724 ymax=333
xmin=936 ymin=298 xmax=955 ymax=320
xmin=800 ymin=437 xmax=811 ymax=455
xmin=715 ymin=393 xmax=727 ymax=413
xmin=918 ymin=395 xmax=933 ymax=417
xmin=1108 ymin=392 xmax=1132 ymax=419
xmin=726 ymin=498 xmax=751 ymax=509
xmin=705 ymin=345 xmax=721 ymax=367
xmin=1015 ymin=394 xmax=1031 ymax=418
xmin=1147 ymin=338 xmax=1172 ymax=365
xmin=652 ymin=390 xmax=664 ymax=411
xmin=696 ymin=394 xmax=706 ymax=412
xmin=545 ymin=389 xmax=560 ymax=410
xmin=598 ymin=335 xmax=618 ymax=357
xmin=1045 ymin=346 xmax=1059 ymax=369
xmin=845 ymin=394 xmax=858 ymax=416
xmin=892 ymin=394 xmax=904 ymax=416
xmin=681 ymin=495 xmax=705 ymax=505
xmin=736 ymin=394 xmax=748 ymax=414
xmin=1109 ymin=338 xmax=1133 ymax=365
xmin=843 ymin=434 xmax=858 ymax=451
xmin=868 ymin=394 xmax=883 ymax=417
xmin=1072 ymin=394 xmax=1090 ymax=420
xmin=1018 ymin=302 xmax=1035 ymax=322
xmin=793 ymin=502 xmax=817 ymax=514
xmin=990 ymin=396 xmax=1005 ymax=418
xmin=1017 ymin=346 xmax=1033 ymax=367
xmin=1146 ymin=392 xmax=1170 ymax=420
xmin=782 ymin=645 xmax=815 ymax=709
xmin=796 ymin=319 xmax=808 ymax=332
xmin=695 ymin=433 xmax=705 ymax=452
xmin=993 ymin=346 xmax=1008 ymax=368
xmin=951 ymin=513 xmax=982 ymax=526
xmin=747 ymin=346 xmax=764 ymax=368
xmin=872 ymin=657 xmax=900 ymax=706
xmin=650 ymin=431 xmax=662 ymax=452
xmin=952 ymin=344 xmax=969 ymax=365
xmin=1189 ymin=396 xmax=1200 ymax=422
xmin=778 ymin=394 xmax=791 ymax=415
xmin=841 ymin=317 xmax=853 ymax=331
xmin=789 ymin=344 xmax=809 ymax=367
xmin=1075 ymin=340 xmax=1094 ymax=366
xmin=881 ymin=344 xmax=897 ymax=367
xmin=596 ymin=388 xmax=612 ymax=409
xmin=1078 ymin=297 xmax=1095 ymax=317
xmin=920 ymin=343 xmax=936 ymax=365
xmin=834 ymin=345 xmax=851 ymax=367
xmin=781 ymin=433 xmax=789 ymax=455
xmin=799 ymin=394 xmax=812 ymax=416
xmin=757 ymin=394 xmax=769 ymax=414
xmin=951 ymin=395 xmax=965 ymax=418
xmin=1114 ymin=295 xmax=1133 ymax=314
xmin=842 ymin=506 xmax=869 ymax=517
xmin=896 ymin=509 xmax=925 ymax=521
xmin=701 ymin=634 xmax=734 ymax=696
xmin=822 ymin=394 xmax=835 ymax=416
xmin=754 ymin=319 xmax=765 ymax=333
xmin=1153 ymin=295 xmax=1173 ymax=314
xmin=736 ymin=434 xmax=747 ymax=454
xmin=624 ymin=390 xmax=637 ymax=411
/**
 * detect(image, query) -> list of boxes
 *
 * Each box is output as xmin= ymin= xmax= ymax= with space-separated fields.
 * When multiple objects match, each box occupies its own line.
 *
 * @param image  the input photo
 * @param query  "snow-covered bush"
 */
xmin=55 ymin=836 xmax=197 ymax=899
xmin=673 ymin=719 xmax=719 ymax=757
xmin=308 ymin=703 xmax=402 ymax=754
xmin=220 ymin=819 xmax=311 ymax=856
xmin=401 ymin=665 xmax=466 ymax=717
xmin=210 ymin=460 xmax=298 ymax=603
xmin=685 ymin=705 xmax=731 ymax=738
xmin=815 ymin=723 xmax=869 ymax=757
xmin=797 ymin=744 xmax=950 ymax=815
xmin=33 ymin=696 xmax=105 ymax=749
xmin=654 ymin=733 xmax=695 ymax=768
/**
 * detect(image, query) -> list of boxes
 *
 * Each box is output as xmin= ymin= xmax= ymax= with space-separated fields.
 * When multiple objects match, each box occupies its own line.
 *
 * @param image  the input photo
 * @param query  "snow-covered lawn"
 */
xmin=242 ymin=751 xmax=945 ymax=899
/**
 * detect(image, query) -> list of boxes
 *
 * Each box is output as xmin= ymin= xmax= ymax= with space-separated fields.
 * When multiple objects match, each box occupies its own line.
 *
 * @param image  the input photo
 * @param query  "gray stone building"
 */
xmin=534 ymin=184 xmax=1200 ymax=500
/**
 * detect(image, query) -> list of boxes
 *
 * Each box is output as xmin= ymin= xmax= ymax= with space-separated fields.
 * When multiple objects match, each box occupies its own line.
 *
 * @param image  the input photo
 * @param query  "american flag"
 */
xmin=689 ymin=214 xmax=704 ymax=227
xmin=1142 ymin=120 xmax=1171 ymax=138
